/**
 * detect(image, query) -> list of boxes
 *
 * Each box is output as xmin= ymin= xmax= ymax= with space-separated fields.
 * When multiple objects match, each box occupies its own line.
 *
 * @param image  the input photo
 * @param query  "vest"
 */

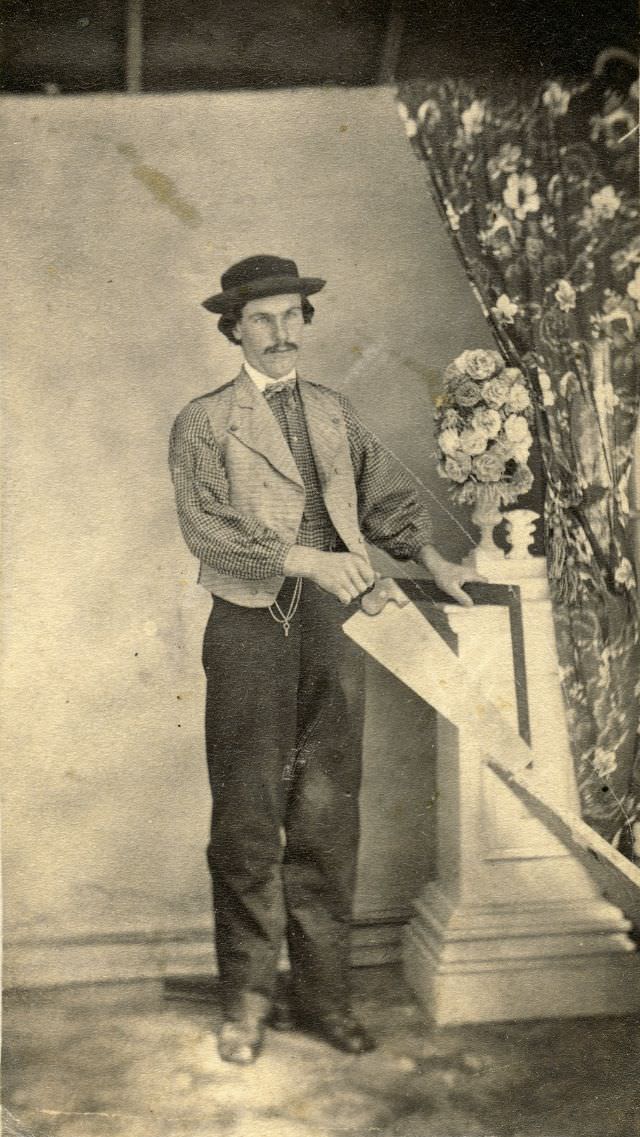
xmin=196 ymin=369 xmax=368 ymax=606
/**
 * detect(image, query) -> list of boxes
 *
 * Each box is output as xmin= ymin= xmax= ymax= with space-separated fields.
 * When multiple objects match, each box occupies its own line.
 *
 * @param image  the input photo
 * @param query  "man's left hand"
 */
xmin=418 ymin=545 xmax=486 ymax=607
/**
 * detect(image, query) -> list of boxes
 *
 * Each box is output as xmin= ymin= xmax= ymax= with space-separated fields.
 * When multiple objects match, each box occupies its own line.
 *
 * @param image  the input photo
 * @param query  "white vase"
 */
xmin=470 ymin=488 xmax=505 ymax=564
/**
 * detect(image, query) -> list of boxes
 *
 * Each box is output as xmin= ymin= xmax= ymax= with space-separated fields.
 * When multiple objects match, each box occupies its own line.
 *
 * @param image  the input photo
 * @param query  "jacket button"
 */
xmin=331 ymin=416 xmax=340 ymax=425
xmin=229 ymin=424 xmax=238 ymax=432
xmin=263 ymin=480 xmax=269 ymax=487
xmin=334 ymin=466 xmax=340 ymax=474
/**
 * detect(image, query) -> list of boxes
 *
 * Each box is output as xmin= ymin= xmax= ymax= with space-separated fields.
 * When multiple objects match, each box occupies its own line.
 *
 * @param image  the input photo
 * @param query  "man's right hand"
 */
xmin=283 ymin=546 xmax=376 ymax=605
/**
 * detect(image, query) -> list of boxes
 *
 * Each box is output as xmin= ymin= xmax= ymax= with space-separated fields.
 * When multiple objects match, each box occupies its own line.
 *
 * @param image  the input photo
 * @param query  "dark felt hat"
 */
xmin=202 ymin=255 xmax=326 ymax=314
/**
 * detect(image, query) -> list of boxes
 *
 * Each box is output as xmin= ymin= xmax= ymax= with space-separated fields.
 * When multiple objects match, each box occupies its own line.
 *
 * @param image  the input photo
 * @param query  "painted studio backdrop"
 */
xmin=2 ymin=88 xmax=498 ymax=987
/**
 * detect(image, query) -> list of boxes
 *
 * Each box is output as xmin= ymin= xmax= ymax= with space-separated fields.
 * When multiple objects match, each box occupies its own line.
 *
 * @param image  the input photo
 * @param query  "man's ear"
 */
xmin=233 ymin=322 xmax=242 ymax=344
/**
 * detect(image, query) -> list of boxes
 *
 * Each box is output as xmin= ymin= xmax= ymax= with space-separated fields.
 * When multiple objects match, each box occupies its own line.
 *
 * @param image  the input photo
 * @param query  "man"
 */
xmin=169 ymin=254 xmax=480 ymax=1064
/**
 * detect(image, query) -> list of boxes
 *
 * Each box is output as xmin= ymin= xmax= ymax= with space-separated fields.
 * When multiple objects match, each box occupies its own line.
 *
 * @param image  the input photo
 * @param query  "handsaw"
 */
xmin=350 ymin=578 xmax=535 ymax=770
xmin=488 ymin=754 xmax=640 ymax=925
xmin=345 ymin=579 xmax=640 ymax=922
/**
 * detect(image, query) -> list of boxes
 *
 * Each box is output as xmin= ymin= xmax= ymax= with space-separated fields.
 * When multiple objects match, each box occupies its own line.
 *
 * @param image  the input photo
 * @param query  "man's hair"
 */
xmin=217 ymin=296 xmax=315 ymax=344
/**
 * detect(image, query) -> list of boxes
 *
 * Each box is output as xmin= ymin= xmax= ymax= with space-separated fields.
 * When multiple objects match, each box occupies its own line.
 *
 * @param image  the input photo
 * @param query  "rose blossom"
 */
xmin=453 ymin=349 xmax=499 ymax=380
xmin=503 ymin=366 xmax=525 ymax=385
xmin=504 ymin=414 xmax=530 ymax=442
xmin=513 ymin=442 xmax=532 ymax=464
xmin=452 ymin=349 xmax=475 ymax=373
xmin=463 ymin=349 xmax=503 ymax=381
xmin=443 ymin=454 xmax=472 ymax=482
xmin=455 ymin=379 xmax=483 ymax=406
xmin=496 ymin=438 xmax=513 ymax=453
xmin=472 ymin=451 xmax=506 ymax=482
xmin=440 ymin=408 xmax=461 ymax=429
xmin=443 ymin=362 xmax=465 ymax=389
xmin=483 ymin=377 xmax=510 ymax=407
xmin=438 ymin=428 xmax=462 ymax=456
xmin=505 ymin=383 xmax=531 ymax=412
xmin=472 ymin=407 xmax=502 ymax=437
xmin=459 ymin=428 xmax=489 ymax=455
xmin=510 ymin=464 xmax=534 ymax=495
xmin=491 ymin=440 xmax=514 ymax=463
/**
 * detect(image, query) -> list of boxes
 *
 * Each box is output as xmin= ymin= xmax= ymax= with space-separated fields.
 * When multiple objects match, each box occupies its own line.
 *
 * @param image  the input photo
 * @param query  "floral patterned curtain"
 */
xmin=397 ymin=69 xmax=640 ymax=841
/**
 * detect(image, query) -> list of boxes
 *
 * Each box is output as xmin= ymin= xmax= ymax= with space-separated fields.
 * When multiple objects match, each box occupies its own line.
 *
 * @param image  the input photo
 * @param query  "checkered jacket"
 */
xmin=169 ymin=369 xmax=433 ymax=605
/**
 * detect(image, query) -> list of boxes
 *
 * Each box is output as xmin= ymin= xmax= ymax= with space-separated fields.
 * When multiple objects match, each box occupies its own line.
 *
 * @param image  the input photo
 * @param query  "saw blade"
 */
xmin=344 ymin=591 xmax=640 ymax=920
xmin=344 ymin=593 xmax=535 ymax=771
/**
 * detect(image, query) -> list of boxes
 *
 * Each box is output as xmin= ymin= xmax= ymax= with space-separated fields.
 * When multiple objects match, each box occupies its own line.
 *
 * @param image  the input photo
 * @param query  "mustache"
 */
xmin=265 ymin=343 xmax=298 ymax=353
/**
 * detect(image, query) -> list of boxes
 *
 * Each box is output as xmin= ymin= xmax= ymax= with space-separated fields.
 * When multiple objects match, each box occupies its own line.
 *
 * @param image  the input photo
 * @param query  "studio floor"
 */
xmin=3 ymin=966 xmax=639 ymax=1137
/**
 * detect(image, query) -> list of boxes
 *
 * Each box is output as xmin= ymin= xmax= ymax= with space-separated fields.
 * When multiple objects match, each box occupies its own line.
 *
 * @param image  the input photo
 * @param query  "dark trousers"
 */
xmin=202 ymin=580 xmax=365 ymax=1016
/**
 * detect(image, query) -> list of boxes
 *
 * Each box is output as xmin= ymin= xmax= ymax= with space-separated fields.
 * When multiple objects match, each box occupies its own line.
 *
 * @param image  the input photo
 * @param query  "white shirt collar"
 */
xmin=242 ymin=358 xmax=297 ymax=393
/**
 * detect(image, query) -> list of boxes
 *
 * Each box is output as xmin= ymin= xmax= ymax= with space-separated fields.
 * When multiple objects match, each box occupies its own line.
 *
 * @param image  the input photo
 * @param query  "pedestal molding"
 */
xmin=404 ymin=558 xmax=640 ymax=1023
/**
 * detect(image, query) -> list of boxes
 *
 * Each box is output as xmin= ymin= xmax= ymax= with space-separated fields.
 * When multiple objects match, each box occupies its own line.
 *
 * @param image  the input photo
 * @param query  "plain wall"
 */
xmin=2 ymin=87 xmax=495 ymax=983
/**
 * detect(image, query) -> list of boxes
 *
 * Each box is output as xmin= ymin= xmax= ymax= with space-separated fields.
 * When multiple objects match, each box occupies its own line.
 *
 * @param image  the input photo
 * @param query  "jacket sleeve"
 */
xmin=339 ymin=394 xmax=433 ymax=560
xmin=168 ymin=401 xmax=291 ymax=579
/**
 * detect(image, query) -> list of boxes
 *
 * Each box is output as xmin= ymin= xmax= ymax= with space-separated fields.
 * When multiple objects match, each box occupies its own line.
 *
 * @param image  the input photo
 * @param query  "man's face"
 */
xmin=234 ymin=292 xmax=305 ymax=379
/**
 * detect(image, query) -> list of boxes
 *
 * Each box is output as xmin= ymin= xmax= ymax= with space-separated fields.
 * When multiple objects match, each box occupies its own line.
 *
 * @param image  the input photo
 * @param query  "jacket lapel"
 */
xmin=298 ymin=379 xmax=342 ymax=489
xmin=229 ymin=369 xmax=303 ymax=488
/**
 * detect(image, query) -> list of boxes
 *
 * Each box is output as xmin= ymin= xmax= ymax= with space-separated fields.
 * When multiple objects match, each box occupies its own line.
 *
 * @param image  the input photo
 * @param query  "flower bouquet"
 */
xmin=435 ymin=349 xmax=535 ymax=507
xmin=435 ymin=349 xmax=537 ymax=568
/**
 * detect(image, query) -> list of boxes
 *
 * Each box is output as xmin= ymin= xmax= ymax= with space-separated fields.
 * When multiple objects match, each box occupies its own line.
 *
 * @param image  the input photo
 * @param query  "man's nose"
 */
xmin=272 ymin=317 xmax=289 ymax=343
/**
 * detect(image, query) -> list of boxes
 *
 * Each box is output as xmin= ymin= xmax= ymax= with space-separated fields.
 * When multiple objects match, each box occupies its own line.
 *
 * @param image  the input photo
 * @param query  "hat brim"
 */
xmin=202 ymin=274 xmax=326 ymax=314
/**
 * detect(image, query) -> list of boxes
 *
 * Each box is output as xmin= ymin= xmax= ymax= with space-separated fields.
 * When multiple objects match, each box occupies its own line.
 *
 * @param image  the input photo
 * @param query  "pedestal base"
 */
xmin=405 ymin=883 xmax=640 ymax=1025
xmin=403 ymin=561 xmax=640 ymax=1025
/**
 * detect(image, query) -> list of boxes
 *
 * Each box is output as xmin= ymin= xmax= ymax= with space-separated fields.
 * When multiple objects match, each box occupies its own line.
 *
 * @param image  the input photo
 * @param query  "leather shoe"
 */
xmin=217 ymin=991 xmax=270 ymax=1065
xmin=302 ymin=1009 xmax=377 ymax=1054
xmin=267 ymin=994 xmax=296 ymax=1032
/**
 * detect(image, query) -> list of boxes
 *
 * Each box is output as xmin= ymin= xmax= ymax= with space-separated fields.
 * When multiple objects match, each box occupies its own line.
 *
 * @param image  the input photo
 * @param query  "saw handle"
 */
xmin=360 ymin=577 xmax=410 ymax=616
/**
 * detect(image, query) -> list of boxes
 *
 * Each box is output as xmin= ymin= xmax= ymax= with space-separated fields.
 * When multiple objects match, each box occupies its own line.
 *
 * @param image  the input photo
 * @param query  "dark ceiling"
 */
xmin=1 ymin=0 xmax=637 ymax=95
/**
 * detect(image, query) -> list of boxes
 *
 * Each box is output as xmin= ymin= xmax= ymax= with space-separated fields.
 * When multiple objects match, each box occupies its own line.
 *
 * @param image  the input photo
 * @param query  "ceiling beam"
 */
xmin=126 ymin=0 xmax=143 ymax=93
xmin=378 ymin=0 xmax=408 ymax=84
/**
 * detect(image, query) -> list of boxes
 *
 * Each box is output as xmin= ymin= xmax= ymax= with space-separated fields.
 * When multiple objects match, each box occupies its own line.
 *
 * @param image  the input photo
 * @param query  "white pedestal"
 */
xmin=404 ymin=558 xmax=640 ymax=1024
